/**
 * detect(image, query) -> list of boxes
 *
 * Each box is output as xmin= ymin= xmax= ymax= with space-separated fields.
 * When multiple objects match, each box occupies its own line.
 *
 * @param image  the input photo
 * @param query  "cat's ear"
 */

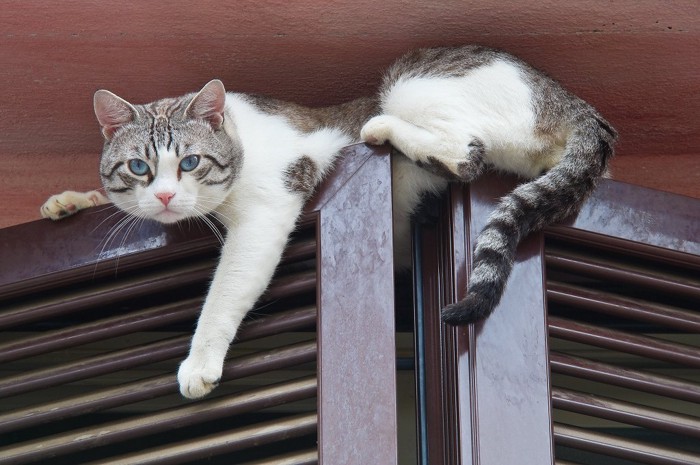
xmin=185 ymin=79 xmax=226 ymax=130
xmin=94 ymin=90 xmax=137 ymax=140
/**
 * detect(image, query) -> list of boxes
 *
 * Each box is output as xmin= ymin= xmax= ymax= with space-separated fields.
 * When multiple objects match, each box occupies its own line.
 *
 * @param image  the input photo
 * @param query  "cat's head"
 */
xmin=94 ymin=80 xmax=242 ymax=224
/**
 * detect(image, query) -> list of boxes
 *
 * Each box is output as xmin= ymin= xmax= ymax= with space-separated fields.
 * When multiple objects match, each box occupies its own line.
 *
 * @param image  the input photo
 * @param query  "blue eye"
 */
xmin=128 ymin=159 xmax=150 ymax=176
xmin=180 ymin=155 xmax=200 ymax=172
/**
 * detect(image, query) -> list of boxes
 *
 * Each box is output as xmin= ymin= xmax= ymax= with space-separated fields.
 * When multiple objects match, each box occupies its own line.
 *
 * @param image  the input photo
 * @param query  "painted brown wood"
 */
xmin=463 ymin=177 xmax=553 ymax=465
xmin=418 ymin=177 xmax=553 ymax=464
xmin=0 ymin=0 xmax=698 ymax=228
xmin=415 ymin=187 xmax=469 ymax=464
xmin=315 ymin=144 xmax=398 ymax=465
xmin=554 ymin=178 xmax=700 ymax=256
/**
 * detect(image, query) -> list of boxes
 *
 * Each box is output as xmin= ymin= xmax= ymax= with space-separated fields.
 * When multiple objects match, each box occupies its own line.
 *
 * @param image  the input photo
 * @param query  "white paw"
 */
xmin=360 ymin=115 xmax=393 ymax=146
xmin=41 ymin=192 xmax=82 ymax=220
xmin=40 ymin=190 xmax=108 ymax=220
xmin=177 ymin=354 xmax=223 ymax=399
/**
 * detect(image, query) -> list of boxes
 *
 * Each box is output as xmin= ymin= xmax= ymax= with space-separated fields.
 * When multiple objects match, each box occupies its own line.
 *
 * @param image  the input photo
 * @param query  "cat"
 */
xmin=41 ymin=45 xmax=616 ymax=398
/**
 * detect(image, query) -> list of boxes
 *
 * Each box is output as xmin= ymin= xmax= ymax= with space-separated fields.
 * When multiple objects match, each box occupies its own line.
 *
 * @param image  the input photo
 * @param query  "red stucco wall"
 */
xmin=1 ymin=0 xmax=698 ymax=227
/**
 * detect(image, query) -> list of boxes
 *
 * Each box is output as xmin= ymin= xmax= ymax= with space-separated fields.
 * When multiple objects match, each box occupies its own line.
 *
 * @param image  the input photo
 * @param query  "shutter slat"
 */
xmin=0 ymin=305 xmax=316 ymax=399
xmin=82 ymin=413 xmax=318 ymax=465
xmin=0 ymin=231 xmax=220 ymax=301
xmin=547 ymin=249 xmax=700 ymax=300
xmin=0 ymin=239 xmax=316 ymax=332
xmin=553 ymin=422 xmax=700 ymax=465
xmin=233 ymin=305 xmax=316 ymax=341
xmin=282 ymin=238 xmax=316 ymax=263
xmin=0 ymin=267 xmax=317 ymax=365
xmin=0 ymin=377 xmax=316 ymax=465
xmin=552 ymin=387 xmax=700 ymax=439
xmin=550 ymin=352 xmax=700 ymax=404
xmin=546 ymin=225 xmax=700 ymax=270
xmin=549 ymin=316 xmax=700 ymax=367
xmin=0 ymin=335 xmax=189 ymax=398
xmin=548 ymin=282 xmax=700 ymax=332
xmin=0 ymin=299 xmax=201 ymax=364
xmin=0 ymin=341 xmax=316 ymax=435
xmin=0 ymin=261 xmax=214 ymax=330
xmin=263 ymin=271 xmax=316 ymax=301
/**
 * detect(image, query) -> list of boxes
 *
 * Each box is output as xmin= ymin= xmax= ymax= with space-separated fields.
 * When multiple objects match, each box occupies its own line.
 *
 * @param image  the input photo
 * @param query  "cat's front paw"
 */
xmin=40 ymin=190 xmax=109 ymax=220
xmin=177 ymin=354 xmax=223 ymax=399
xmin=360 ymin=115 xmax=394 ymax=146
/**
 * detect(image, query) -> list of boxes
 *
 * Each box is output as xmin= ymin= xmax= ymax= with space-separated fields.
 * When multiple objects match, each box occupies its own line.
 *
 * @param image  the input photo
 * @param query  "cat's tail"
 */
xmin=441 ymin=115 xmax=617 ymax=324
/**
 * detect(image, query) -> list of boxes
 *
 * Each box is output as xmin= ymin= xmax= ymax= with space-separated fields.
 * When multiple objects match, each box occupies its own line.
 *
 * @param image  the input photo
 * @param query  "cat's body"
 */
xmin=42 ymin=45 xmax=616 ymax=398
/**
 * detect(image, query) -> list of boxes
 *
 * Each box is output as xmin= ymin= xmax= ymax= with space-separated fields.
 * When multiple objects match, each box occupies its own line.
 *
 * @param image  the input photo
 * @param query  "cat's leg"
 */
xmin=41 ymin=190 xmax=110 ymax=219
xmin=361 ymin=115 xmax=487 ymax=182
xmin=177 ymin=196 xmax=303 ymax=399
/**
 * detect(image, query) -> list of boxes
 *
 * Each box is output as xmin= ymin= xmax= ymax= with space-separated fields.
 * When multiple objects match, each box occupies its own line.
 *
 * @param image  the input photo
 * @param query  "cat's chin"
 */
xmin=151 ymin=210 xmax=187 ymax=224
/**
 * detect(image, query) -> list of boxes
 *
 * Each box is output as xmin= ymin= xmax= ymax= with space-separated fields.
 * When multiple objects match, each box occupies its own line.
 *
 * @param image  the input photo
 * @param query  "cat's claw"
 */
xmin=41 ymin=197 xmax=77 ymax=220
xmin=40 ymin=190 xmax=109 ymax=220
xmin=177 ymin=355 xmax=223 ymax=399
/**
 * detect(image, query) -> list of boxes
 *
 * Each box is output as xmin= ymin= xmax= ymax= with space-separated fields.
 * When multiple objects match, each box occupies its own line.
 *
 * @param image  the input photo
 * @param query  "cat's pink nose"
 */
xmin=155 ymin=192 xmax=175 ymax=206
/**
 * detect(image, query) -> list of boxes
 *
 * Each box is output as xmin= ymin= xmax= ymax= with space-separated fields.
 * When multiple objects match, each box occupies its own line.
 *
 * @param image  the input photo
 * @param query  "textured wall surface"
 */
xmin=1 ymin=0 xmax=698 ymax=227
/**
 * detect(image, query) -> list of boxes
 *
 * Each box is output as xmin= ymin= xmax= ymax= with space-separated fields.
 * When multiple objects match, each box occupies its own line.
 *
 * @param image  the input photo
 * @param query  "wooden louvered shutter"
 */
xmin=416 ymin=175 xmax=700 ymax=464
xmin=0 ymin=144 xmax=398 ymax=465
xmin=415 ymin=177 xmax=553 ymax=465
xmin=547 ymin=182 xmax=700 ymax=464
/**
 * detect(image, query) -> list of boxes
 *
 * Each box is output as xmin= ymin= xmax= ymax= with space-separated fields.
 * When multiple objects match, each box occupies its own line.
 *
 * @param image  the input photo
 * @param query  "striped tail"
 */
xmin=441 ymin=116 xmax=616 ymax=324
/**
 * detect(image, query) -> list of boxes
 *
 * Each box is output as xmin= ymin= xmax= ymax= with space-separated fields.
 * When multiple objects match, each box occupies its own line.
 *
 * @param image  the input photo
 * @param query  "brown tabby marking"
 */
xmin=284 ymin=156 xmax=319 ymax=198
xmin=415 ymin=138 xmax=488 ymax=182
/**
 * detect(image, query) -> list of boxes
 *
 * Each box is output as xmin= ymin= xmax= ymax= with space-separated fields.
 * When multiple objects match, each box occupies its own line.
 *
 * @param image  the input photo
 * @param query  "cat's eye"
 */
xmin=180 ymin=155 xmax=200 ymax=172
xmin=128 ymin=159 xmax=150 ymax=176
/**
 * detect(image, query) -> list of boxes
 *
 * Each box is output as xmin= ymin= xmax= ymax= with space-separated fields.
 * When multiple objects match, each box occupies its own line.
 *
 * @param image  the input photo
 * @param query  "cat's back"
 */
xmin=223 ymin=92 xmax=352 ymax=185
xmin=379 ymin=46 xmax=537 ymax=120
xmin=377 ymin=45 xmax=606 ymax=174
xmin=381 ymin=45 xmax=507 ymax=88
xmin=380 ymin=44 xmax=588 ymax=122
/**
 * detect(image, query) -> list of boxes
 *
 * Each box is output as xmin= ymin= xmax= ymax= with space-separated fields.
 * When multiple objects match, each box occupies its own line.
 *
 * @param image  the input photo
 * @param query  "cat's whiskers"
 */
xmin=91 ymin=200 xmax=140 ymax=235
xmin=196 ymin=197 xmax=236 ymax=227
xmin=113 ymin=213 xmax=147 ymax=271
xmin=191 ymin=205 xmax=226 ymax=245
xmin=93 ymin=205 xmax=143 ymax=277
xmin=98 ymin=208 xmax=137 ymax=254
xmin=89 ymin=202 xmax=122 ymax=216
xmin=195 ymin=195 xmax=231 ymax=210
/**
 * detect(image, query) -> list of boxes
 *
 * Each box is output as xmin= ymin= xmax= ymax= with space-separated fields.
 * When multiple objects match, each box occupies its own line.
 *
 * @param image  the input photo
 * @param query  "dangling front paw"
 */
xmin=40 ymin=190 xmax=109 ymax=220
xmin=360 ymin=115 xmax=394 ymax=146
xmin=177 ymin=354 xmax=223 ymax=399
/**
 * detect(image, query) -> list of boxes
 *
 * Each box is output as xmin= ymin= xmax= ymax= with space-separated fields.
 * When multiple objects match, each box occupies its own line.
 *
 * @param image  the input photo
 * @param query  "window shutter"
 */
xmin=416 ymin=175 xmax=700 ymax=465
xmin=0 ymin=144 xmax=398 ymax=465
xmin=415 ymin=177 xmax=553 ymax=465
xmin=546 ymin=182 xmax=700 ymax=464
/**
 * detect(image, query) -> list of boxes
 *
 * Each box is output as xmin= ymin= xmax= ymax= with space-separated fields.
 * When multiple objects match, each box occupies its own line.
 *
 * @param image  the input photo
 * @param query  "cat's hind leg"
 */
xmin=41 ymin=190 xmax=110 ymax=220
xmin=361 ymin=115 xmax=487 ymax=182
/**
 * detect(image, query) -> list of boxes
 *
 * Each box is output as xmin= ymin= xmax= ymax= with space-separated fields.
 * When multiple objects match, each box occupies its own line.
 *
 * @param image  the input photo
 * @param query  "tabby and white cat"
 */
xmin=42 ymin=45 xmax=616 ymax=398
